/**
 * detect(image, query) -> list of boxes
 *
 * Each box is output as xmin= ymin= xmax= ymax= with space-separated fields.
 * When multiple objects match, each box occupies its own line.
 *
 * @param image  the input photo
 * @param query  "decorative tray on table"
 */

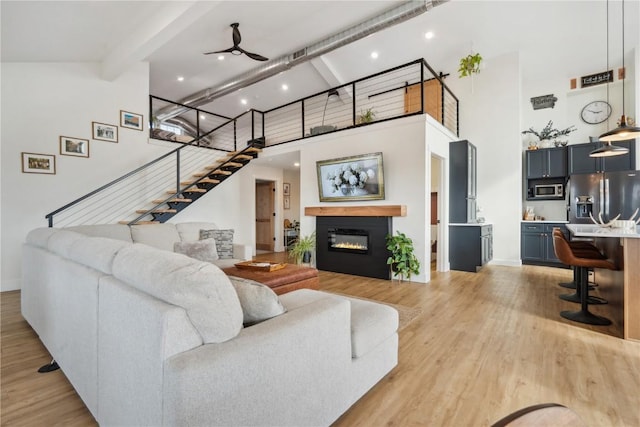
xmin=233 ymin=261 xmax=287 ymax=272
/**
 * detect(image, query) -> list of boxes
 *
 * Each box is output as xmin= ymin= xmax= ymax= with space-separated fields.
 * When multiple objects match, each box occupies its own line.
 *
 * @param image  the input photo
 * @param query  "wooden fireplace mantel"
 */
xmin=304 ymin=205 xmax=406 ymax=217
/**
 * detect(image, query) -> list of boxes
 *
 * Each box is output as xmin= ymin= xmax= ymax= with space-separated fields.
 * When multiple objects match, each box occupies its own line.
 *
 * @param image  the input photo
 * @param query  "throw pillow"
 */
xmin=200 ymin=229 xmax=234 ymax=259
xmin=174 ymin=239 xmax=219 ymax=263
xmin=228 ymin=276 xmax=286 ymax=326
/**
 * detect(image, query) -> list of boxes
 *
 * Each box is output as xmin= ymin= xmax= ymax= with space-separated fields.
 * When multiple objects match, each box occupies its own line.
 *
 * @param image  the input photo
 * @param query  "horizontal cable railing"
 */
xmin=152 ymin=58 xmax=458 ymax=152
xmin=46 ymin=144 xmax=231 ymax=227
xmin=47 ymin=58 xmax=458 ymax=227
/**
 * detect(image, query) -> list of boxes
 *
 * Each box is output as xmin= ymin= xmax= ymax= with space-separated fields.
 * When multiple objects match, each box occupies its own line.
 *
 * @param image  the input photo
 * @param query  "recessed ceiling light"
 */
xmin=177 ymin=76 xmax=184 ymax=82
xmin=240 ymin=99 xmax=248 ymax=105
xmin=218 ymin=55 xmax=225 ymax=61
xmin=281 ymin=84 xmax=289 ymax=91
xmin=370 ymin=51 xmax=379 ymax=59
xmin=425 ymin=31 xmax=434 ymax=39
xmin=200 ymin=114 xmax=206 ymax=120
xmin=294 ymin=162 xmax=300 ymax=167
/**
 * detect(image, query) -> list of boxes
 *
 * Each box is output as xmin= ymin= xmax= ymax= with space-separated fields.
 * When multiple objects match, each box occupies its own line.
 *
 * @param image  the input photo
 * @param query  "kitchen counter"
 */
xmin=566 ymin=224 xmax=640 ymax=238
xmin=566 ymin=223 xmax=640 ymax=342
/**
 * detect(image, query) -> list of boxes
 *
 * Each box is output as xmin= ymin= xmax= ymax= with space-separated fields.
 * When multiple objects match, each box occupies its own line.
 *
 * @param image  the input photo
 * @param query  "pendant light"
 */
xmin=592 ymin=0 xmax=639 ymax=157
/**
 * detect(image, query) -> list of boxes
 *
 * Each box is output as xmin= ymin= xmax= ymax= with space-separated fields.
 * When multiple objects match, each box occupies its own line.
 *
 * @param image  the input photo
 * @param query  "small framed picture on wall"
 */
xmin=283 ymin=182 xmax=291 ymax=195
xmin=60 ymin=136 xmax=89 ymax=158
xmin=120 ymin=110 xmax=144 ymax=131
xmin=22 ymin=152 xmax=56 ymax=174
xmin=284 ymin=196 xmax=290 ymax=210
xmin=92 ymin=121 xmax=118 ymax=142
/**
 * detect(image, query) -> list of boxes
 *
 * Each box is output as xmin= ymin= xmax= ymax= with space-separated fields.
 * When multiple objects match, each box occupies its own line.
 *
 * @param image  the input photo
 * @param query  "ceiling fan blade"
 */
xmin=231 ymin=23 xmax=241 ymax=47
xmin=242 ymin=49 xmax=269 ymax=62
xmin=203 ymin=47 xmax=234 ymax=55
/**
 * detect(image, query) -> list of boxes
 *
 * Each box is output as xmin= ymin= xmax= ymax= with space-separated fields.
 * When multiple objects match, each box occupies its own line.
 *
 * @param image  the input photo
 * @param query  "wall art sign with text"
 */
xmin=530 ymin=94 xmax=557 ymax=110
xmin=581 ymin=70 xmax=613 ymax=88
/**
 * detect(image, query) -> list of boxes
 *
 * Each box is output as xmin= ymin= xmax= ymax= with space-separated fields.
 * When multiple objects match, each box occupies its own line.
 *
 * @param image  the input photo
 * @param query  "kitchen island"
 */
xmin=566 ymin=224 xmax=640 ymax=342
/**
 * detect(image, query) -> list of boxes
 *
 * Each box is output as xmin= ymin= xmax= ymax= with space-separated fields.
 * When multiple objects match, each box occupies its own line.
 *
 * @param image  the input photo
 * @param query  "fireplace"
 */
xmin=316 ymin=216 xmax=391 ymax=279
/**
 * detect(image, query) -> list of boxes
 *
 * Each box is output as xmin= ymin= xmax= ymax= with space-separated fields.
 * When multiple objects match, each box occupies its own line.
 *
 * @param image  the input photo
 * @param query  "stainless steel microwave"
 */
xmin=533 ymin=183 xmax=563 ymax=198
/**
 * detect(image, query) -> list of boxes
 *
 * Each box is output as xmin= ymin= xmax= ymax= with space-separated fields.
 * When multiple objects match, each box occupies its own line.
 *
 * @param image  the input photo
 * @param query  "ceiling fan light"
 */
xmin=589 ymin=141 xmax=630 ymax=157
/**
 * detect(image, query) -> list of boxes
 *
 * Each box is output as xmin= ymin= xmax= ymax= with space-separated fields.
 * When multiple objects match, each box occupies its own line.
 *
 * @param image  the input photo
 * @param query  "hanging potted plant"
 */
xmin=385 ymin=231 xmax=420 ymax=282
xmin=458 ymin=53 xmax=483 ymax=78
xmin=288 ymin=231 xmax=316 ymax=264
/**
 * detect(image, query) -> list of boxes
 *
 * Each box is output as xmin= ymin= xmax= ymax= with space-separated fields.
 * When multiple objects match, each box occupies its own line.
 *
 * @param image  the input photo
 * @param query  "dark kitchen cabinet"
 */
xmin=568 ymin=140 xmax=636 ymax=174
xmin=450 ymin=224 xmax=492 ymax=272
xmin=521 ymin=222 xmax=569 ymax=266
xmin=526 ymin=147 xmax=567 ymax=179
xmin=449 ymin=140 xmax=477 ymax=223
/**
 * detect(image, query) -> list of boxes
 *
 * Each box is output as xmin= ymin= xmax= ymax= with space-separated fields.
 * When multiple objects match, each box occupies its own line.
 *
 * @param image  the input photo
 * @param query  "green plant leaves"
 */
xmin=458 ymin=53 xmax=482 ymax=78
xmin=385 ymin=231 xmax=420 ymax=281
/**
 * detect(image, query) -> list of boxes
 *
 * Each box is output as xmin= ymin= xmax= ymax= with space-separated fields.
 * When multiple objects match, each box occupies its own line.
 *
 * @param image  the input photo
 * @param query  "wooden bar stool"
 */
xmin=552 ymin=229 xmax=607 ymax=305
xmin=552 ymin=231 xmax=615 ymax=325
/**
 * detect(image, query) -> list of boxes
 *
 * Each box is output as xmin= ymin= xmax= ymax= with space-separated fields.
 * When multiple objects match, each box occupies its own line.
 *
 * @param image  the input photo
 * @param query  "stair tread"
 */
xmin=244 ymin=147 xmax=262 ymax=153
xmin=135 ymin=209 xmax=177 ymax=214
xmin=167 ymin=188 xmax=207 ymax=193
xmin=180 ymin=178 xmax=220 ymax=185
xmin=206 ymin=162 xmax=243 ymax=169
xmin=152 ymin=198 xmax=192 ymax=204
xmin=230 ymin=154 xmax=253 ymax=160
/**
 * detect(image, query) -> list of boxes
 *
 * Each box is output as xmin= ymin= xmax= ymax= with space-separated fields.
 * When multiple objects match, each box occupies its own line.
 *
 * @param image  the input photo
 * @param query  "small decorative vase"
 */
xmin=539 ymin=139 xmax=552 ymax=149
xmin=340 ymin=184 xmax=350 ymax=195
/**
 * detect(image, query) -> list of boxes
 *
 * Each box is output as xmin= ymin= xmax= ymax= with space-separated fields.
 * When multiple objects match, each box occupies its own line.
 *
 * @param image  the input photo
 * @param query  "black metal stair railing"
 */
xmin=47 ymin=57 xmax=458 ymax=228
xmin=45 ymin=137 xmax=263 ymax=227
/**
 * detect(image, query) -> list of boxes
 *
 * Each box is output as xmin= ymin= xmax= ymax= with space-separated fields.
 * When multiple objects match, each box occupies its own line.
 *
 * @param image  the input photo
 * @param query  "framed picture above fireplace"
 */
xmin=316 ymin=152 xmax=384 ymax=202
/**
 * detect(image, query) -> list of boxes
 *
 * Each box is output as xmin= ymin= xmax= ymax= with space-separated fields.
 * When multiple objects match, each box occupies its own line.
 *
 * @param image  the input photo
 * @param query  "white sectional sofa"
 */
xmin=21 ymin=222 xmax=399 ymax=426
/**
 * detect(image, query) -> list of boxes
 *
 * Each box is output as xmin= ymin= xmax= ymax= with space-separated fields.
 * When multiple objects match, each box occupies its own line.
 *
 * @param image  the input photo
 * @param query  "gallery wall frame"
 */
xmin=92 ymin=121 xmax=118 ymax=142
xmin=283 ymin=182 xmax=291 ymax=195
xmin=22 ymin=152 xmax=56 ymax=174
xmin=59 ymin=136 xmax=90 ymax=158
xmin=316 ymin=152 xmax=385 ymax=202
xmin=120 ymin=110 xmax=144 ymax=131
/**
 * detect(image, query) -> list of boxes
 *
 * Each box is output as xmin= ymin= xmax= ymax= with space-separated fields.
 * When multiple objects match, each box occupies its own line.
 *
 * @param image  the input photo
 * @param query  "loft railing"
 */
xmin=151 ymin=58 xmax=459 ymax=149
xmin=46 ymin=58 xmax=458 ymax=227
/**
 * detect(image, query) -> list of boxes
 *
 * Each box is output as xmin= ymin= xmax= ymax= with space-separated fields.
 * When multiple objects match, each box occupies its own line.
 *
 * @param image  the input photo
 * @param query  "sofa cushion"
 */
xmin=65 ymin=224 xmax=133 ymax=242
xmin=345 ymin=297 xmax=399 ymax=358
xmin=228 ymin=276 xmax=286 ymax=325
xmin=200 ymin=229 xmax=234 ymax=259
xmin=175 ymin=222 xmax=218 ymax=242
xmin=174 ymin=239 xmax=219 ymax=263
xmin=67 ymin=237 xmax=131 ymax=274
xmin=47 ymin=230 xmax=86 ymax=258
xmin=130 ymin=223 xmax=180 ymax=251
xmin=112 ymin=244 xmax=243 ymax=344
xmin=25 ymin=227 xmax=60 ymax=249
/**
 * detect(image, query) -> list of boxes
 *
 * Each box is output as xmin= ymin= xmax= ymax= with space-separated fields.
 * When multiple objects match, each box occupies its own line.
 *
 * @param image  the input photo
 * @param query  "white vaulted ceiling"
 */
xmin=2 ymin=1 xmax=638 ymax=118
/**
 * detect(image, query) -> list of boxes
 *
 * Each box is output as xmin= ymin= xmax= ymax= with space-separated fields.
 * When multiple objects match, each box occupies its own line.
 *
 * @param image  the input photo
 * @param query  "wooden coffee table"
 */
xmin=222 ymin=263 xmax=319 ymax=295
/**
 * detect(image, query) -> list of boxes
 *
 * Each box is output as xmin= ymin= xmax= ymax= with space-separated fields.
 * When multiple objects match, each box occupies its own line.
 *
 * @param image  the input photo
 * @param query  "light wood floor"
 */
xmin=2 ymin=256 xmax=639 ymax=426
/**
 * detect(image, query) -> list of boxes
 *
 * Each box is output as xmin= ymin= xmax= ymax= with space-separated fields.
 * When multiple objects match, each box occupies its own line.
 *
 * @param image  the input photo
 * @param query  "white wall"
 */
xmin=297 ymin=115 xmax=433 ymax=282
xmin=447 ymin=52 xmax=523 ymax=267
xmin=283 ymin=169 xmax=301 ymax=225
xmin=0 ymin=61 xmax=172 ymax=291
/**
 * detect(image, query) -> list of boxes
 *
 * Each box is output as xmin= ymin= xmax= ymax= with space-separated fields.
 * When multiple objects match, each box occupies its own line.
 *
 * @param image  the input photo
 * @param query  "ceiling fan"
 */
xmin=204 ymin=23 xmax=268 ymax=62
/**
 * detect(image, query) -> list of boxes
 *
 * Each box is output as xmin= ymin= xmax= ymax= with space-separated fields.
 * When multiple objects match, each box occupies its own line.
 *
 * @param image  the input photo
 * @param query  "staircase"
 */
xmin=123 ymin=145 xmax=261 ymax=224
xmin=46 ymin=138 xmax=264 ymax=227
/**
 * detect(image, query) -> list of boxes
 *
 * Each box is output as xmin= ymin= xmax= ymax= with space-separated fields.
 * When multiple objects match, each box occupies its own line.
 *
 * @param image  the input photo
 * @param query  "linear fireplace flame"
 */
xmin=333 ymin=242 xmax=367 ymax=250
xmin=328 ymin=228 xmax=369 ymax=254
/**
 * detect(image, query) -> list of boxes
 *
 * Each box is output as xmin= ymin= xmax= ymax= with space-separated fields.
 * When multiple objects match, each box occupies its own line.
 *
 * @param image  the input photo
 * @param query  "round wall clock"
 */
xmin=580 ymin=101 xmax=612 ymax=124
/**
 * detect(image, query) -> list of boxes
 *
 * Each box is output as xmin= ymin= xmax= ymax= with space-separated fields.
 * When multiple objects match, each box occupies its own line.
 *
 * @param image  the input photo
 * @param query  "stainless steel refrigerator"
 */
xmin=569 ymin=170 xmax=640 ymax=224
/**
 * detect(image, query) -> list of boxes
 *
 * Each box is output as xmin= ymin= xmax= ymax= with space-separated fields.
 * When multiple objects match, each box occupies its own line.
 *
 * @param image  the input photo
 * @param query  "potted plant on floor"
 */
xmin=386 ymin=231 xmax=420 ymax=282
xmin=289 ymin=231 xmax=316 ymax=264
